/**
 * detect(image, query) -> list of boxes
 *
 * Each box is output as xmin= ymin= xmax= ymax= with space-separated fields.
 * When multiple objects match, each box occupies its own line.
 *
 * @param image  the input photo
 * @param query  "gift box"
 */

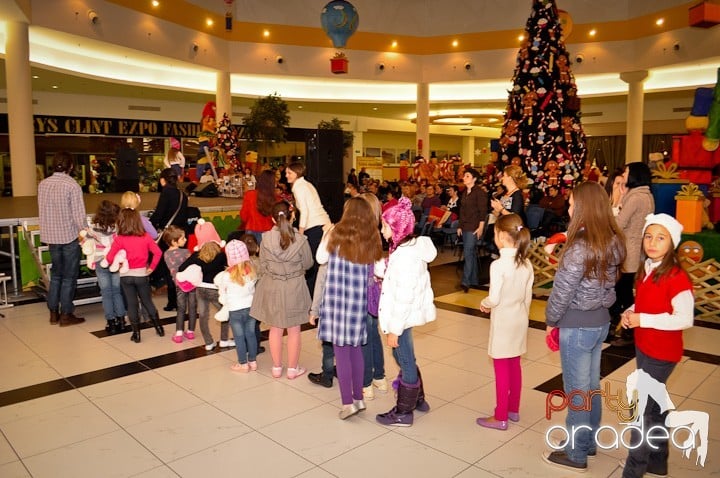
xmin=711 ymin=193 xmax=720 ymax=223
xmin=674 ymin=131 xmax=720 ymax=168
xmin=675 ymin=183 xmax=706 ymax=233
xmin=330 ymin=54 xmax=349 ymax=74
xmin=652 ymin=180 xmax=688 ymax=216
xmin=689 ymin=1 xmax=720 ymax=28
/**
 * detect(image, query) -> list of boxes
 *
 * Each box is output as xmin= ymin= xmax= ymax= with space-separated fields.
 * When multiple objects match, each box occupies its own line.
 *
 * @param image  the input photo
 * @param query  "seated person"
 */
xmin=538 ymin=185 xmax=566 ymax=218
xmin=199 ymin=168 xmax=215 ymax=184
xmin=421 ymin=185 xmax=441 ymax=212
xmin=345 ymin=182 xmax=360 ymax=198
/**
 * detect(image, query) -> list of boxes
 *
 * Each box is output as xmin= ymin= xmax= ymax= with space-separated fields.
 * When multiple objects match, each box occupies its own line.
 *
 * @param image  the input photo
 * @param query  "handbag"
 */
xmin=155 ymin=192 xmax=185 ymax=244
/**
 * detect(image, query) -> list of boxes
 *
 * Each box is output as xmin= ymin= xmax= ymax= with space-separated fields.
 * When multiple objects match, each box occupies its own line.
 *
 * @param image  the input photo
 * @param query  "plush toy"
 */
xmin=101 ymin=249 xmax=129 ymax=273
xmin=196 ymin=101 xmax=217 ymax=180
xmin=79 ymin=230 xmax=99 ymax=270
xmin=175 ymin=264 xmax=202 ymax=293
xmin=214 ymin=291 xmax=230 ymax=322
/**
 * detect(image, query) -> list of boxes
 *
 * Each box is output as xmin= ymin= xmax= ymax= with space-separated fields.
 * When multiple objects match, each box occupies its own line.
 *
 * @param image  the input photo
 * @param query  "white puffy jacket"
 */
xmin=378 ymin=236 xmax=437 ymax=336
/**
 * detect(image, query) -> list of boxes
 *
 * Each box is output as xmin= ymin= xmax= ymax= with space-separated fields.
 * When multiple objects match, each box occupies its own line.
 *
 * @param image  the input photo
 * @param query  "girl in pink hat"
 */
xmin=375 ymin=197 xmax=437 ymax=427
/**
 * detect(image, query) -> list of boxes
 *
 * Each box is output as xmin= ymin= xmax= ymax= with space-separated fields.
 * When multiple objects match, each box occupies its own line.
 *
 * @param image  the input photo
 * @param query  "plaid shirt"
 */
xmin=38 ymin=173 xmax=86 ymax=244
xmin=318 ymin=253 xmax=368 ymax=347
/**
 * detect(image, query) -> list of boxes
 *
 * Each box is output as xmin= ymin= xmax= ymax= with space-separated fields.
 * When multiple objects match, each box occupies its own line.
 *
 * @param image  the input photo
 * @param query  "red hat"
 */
xmin=202 ymin=101 xmax=216 ymax=119
xmin=194 ymin=219 xmax=225 ymax=251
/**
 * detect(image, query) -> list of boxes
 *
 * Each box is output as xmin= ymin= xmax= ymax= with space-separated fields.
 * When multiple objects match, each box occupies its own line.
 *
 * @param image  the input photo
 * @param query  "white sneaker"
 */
xmin=363 ymin=385 xmax=375 ymax=400
xmin=372 ymin=377 xmax=388 ymax=393
xmin=205 ymin=342 xmax=216 ymax=351
xmin=219 ymin=339 xmax=236 ymax=348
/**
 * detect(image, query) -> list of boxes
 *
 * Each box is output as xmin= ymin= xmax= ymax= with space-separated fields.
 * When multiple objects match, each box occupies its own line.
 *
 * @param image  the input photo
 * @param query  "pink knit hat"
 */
xmin=225 ymin=240 xmax=249 ymax=267
xmin=194 ymin=219 xmax=226 ymax=251
xmin=382 ymin=196 xmax=415 ymax=251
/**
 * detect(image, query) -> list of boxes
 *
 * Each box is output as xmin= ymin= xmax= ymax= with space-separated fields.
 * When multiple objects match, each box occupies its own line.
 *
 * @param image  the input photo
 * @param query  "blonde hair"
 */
xmin=120 ymin=191 xmax=141 ymax=209
xmin=228 ymin=261 xmax=257 ymax=286
xmin=504 ymin=164 xmax=529 ymax=190
xmin=198 ymin=241 xmax=221 ymax=263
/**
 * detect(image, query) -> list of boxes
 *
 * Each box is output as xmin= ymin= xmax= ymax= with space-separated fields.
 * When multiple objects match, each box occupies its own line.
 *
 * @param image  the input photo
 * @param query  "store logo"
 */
xmin=544 ymin=369 xmax=709 ymax=467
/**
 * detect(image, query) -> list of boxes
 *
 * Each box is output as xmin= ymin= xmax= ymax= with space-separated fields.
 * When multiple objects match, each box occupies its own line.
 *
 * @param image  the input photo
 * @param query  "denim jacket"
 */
xmin=545 ymin=236 xmax=625 ymax=328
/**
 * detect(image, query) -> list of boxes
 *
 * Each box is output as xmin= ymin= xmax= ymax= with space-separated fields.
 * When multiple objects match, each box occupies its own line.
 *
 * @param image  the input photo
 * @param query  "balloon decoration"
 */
xmin=321 ymin=0 xmax=359 ymax=74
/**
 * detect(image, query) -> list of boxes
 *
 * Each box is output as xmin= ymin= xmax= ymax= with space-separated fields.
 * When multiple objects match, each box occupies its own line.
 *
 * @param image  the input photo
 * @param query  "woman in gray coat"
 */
xmin=610 ymin=162 xmax=654 ymax=346
xmin=250 ymin=201 xmax=313 ymax=380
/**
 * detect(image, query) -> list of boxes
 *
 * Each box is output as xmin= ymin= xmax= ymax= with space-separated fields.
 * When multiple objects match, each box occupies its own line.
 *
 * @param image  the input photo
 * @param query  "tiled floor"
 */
xmin=0 ymin=251 xmax=717 ymax=477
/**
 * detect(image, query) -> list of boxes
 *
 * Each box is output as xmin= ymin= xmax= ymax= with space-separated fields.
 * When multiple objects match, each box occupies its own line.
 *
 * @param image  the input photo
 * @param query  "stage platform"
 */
xmin=0 ymin=192 xmax=242 ymax=221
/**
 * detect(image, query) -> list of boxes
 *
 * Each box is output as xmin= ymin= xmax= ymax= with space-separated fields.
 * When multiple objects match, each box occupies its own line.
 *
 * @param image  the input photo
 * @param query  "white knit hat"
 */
xmin=642 ymin=213 xmax=683 ymax=248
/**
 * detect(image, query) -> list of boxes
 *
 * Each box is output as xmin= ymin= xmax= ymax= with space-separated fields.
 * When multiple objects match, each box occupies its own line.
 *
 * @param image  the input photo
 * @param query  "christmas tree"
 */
xmin=499 ymin=0 xmax=586 ymax=190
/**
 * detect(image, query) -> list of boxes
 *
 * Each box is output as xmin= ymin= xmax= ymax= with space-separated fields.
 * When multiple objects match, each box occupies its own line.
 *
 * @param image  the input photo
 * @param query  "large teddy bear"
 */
xmin=100 ymin=249 xmax=129 ymax=273
xmin=79 ymin=230 xmax=100 ymax=270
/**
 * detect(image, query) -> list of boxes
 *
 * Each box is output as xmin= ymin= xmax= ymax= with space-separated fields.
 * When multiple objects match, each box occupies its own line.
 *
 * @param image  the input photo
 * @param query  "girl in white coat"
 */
xmin=376 ymin=197 xmax=437 ymax=427
xmin=478 ymin=213 xmax=533 ymax=430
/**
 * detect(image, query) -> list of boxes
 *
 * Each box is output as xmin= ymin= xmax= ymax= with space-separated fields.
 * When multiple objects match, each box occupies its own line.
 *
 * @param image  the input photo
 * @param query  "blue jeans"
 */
xmin=392 ymin=327 xmax=418 ymax=385
xmin=48 ymin=240 xmax=81 ymax=314
xmin=321 ymin=341 xmax=335 ymax=379
xmin=461 ymin=231 xmax=479 ymax=287
xmin=559 ymin=323 xmax=609 ymax=464
xmin=363 ymin=313 xmax=385 ymax=386
xmin=95 ymin=265 xmax=126 ymax=321
xmin=229 ymin=308 xmax=257 ymax=363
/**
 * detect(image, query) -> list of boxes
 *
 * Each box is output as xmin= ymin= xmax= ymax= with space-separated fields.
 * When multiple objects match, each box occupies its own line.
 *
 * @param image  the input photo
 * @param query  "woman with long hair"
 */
xmin=543 ymin=181 xmax=626 ymax=472
xmin=490 ymin=164 xmax=527 ymax=224
xmin=239 ymin=169 xmax=277 ymax=245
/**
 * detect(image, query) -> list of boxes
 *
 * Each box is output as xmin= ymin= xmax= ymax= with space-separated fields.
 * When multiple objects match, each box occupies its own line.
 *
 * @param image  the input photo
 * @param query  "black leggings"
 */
xmin=120 ymin=276 xmax=158 ymax=325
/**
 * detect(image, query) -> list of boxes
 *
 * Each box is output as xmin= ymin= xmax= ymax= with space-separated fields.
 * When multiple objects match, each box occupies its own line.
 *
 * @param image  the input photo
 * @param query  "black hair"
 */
xmin=52 ymin=152 xmax=75 ymax=174
xmin=160 ymin=168 xmax=178 ymax=186
xmin=624 ymin=162 xmax=652 ymax=189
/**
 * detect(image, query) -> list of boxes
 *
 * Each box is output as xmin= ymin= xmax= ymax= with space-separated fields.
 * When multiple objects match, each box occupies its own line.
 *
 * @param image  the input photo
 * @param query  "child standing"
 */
xmin=376 ymin=197 xmax=437 ymax=427
xmin=162 ymin=225 xmax=196 ymax=343
xmin=89 ymin=200 xmax=126 ymax=335
xmin=477 ymin=213 xmax=533 ymax=430
xmin=214 ymin=240 xmax=258 ymax=372
xmin=316 ymin=197 xmax=384 ymax=419
xmin=620 ymin=214 xmax=694 ymax=478
xmin=105 ymin=208 xmax=165 ymax=343
xmin=240 ymin=233 xmax=264 ymax=354
xmin=250 ymin=201 xmax=313 ymax=379
xmin=178 ymin=220 xmax=231 ymax=351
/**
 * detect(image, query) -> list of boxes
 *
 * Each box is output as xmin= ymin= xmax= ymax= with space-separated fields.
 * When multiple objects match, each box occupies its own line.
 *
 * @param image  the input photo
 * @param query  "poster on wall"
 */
xmin=356 ymin=156 xmax=383 ymax=181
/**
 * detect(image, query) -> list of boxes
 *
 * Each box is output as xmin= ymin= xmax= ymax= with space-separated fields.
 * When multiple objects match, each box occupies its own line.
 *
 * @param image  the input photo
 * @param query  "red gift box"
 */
xmin=689 ymin=1 xmax=720 ymax=28
xmin=330 ymin=56 xmax=349 ymax=74
xmin=674 ymin=131 xmax=720 ymax=169
xmin=711 ymin=193 xmax=720 ymax=223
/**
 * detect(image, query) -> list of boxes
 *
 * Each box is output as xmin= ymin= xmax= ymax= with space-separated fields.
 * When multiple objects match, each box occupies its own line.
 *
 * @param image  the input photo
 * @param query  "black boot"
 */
xmin=150 ymin=312 xmax=165 ymax=337
xmin=114 ymin=316 xmax=127 ymax=334
xmin=130 ymin=322 xmax=141 ymax=343
xmin=105 ymin=319 xmax=114 ymax=335
xmin=376 ymin=379 xmax=420 ymax=427
xmin=416 ymin=368 xmax=430 ymax=412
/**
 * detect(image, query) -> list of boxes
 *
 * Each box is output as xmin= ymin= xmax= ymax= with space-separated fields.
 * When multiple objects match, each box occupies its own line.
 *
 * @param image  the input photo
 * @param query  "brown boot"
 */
xmin=59 ymin=313 xmax=85 ymax=327
xmin=49 ymin=310 xmax=60 ymax=325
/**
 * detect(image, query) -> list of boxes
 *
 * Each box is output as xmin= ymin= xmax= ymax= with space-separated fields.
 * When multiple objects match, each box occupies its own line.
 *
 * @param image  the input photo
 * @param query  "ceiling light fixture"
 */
xmin=391 ymin=41 xmax=398 ymax=48
xmin=263 ymin=29 xmax=270 ymax=38
xmin=151 ymin=0 xmax=159 ymax=7
xmin=589 ymin=28 xmax=597 ymax=37
xmin=656 ymin=18 xmax=665 ymax=26
xmin=518 ymin=34 xmax=525 ymax=41
xmin=32 ymin=75 xmax=39 ymax=79
xmin=52 ymin=85 xmax=59 ymax=89
xmin=452 ymin=40 xmax=459 ymax=47
xmin=206 ymin=18 xmax=214 ymax=26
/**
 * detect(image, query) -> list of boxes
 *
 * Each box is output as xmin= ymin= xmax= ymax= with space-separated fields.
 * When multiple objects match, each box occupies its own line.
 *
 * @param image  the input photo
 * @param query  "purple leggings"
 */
xmin=334 ymin=344 xmax=364 ymax=405
xmin=493 ymin=356 xmax=522 ymax=421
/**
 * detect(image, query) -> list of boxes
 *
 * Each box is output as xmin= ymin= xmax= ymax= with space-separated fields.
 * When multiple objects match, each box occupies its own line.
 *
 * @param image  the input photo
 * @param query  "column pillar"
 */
xmin=620 ymin=70 xmax=648 ymax=164
xmin=6 ymin=21 xmax=36 ymax=197
xmin=215 ymin=71 xmax=232 ymax=122
xmin=416 ymin=83 xmax=430 ymax=158
xmin=462 ymin=136 xmax=475 ymax=166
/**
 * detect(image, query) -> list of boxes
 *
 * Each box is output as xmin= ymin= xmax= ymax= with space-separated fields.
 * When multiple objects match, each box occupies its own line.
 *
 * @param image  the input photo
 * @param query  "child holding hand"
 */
xmin=477 ymin=213 xmax=533 ymax=430
xmin=162 ymin=225 xmax=196 ymax=343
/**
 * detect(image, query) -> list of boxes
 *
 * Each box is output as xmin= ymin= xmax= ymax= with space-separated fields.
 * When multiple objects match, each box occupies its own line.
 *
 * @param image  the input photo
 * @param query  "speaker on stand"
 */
xmin=305 ymin=129 xmax=345 ymax=223
xmin=115 ymin=147 xmax=140 ymax=192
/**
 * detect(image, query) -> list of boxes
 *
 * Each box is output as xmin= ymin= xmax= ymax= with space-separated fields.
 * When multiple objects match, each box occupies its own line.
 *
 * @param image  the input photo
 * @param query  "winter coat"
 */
xmin=250 ymin=227 xmax=313 ymax=328
xmin=378 ymin=236 xmax=437 ymax=336
xmin=616 ymin=186 xmax=654 ymax=273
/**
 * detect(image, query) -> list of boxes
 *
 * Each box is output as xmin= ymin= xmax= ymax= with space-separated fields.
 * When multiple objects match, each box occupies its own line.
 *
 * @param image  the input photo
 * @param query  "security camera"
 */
xmin=575 ymin=54 xmax=584 ymax=64
xmin=192 ymin=42 xmax=199 ymax=53
xmin=464 ymin=62 xmax=472 ymax=71
xmin=673 ymin=42 xmax=680 ymax=51
xmin=88 ymin=10 xmax=99 ymax=25
xmin=276 ymin=56 xmax=284 ymax=64
xmin=378 ymin=62 xmax=385 ymax=71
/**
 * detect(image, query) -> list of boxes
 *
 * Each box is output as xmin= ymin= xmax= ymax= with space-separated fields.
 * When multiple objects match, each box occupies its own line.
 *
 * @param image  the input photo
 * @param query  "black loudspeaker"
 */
xmin=116 ymin=148 xmax=139 ymax=180
xmin=193 ymin=182 xmax=218 ymax=197
xmin=305 ymin=129 xmax=345 ymax=222
xmin=115 ymin=178 xmax=139 ymax=193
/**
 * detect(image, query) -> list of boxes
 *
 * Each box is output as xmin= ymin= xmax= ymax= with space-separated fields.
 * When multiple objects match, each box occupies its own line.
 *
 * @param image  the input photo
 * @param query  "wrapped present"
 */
xmin=689 ymin=1 xmax=720 ymax=28
xmin=652 ymin=163 xmax=689 ymax=215
xmin=675 ymin=183 xmax=705 ymax=233
xmin=674 ymin=131 xmax=720 ymax=168
xmin=330 ymin=52 xmax=349 ymax=74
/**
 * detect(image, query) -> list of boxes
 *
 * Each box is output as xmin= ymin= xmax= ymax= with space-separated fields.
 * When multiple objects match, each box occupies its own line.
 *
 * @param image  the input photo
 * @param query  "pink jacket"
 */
xmin=106 ymin=234 xmax=162 ymax=271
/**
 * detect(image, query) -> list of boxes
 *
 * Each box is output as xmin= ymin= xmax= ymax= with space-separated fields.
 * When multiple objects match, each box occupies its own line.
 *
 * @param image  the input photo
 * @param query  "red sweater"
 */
xmin=239 ymin=190 xmax=274 ymax=232
xmin=106 ymin=233 xmax=162 ymax=272
xmin=634 ymin=267 xmax=693 ymax=363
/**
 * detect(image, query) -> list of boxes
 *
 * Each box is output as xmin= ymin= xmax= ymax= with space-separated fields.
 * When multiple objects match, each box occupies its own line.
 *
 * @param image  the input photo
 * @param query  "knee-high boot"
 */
xmin=376 ymin=379 xmax=419 ymax=427
xmin=150 ymin=312 xmax=165 ymax=337
xmin=416 ymin=367 xmax=430 ymax=412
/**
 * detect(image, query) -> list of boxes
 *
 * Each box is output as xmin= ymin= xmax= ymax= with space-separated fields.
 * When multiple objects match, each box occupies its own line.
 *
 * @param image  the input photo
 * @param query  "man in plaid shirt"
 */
xmin=38 ymin=152 xmax=86 ymax=326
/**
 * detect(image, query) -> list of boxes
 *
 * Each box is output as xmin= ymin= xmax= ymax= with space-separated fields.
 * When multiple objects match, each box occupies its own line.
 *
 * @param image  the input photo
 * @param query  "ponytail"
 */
xmin=272 ymin=201 xmax=295 ymax=250
xmin=494 ymin=213 xmax=531 ymax=267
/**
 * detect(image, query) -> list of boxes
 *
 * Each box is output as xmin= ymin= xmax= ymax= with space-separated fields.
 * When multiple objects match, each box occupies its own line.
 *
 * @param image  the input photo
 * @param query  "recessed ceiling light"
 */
xmin=206 ymin=18 xmax=214 ymax=26
xmin=51 ymin=85 xmax=59 ymax=89
xmin=32 ymin=75 xmax=39 ymax=79
xmin=372 ymin=107 xmax=378 ymax=111
xmin=656 ymin=18 xmax=665 ymax=26
xmin=151 ymin=0 xmax=159 ymax=7
xmin=391 ymin=41 xmax=398 ymax=48
xmin=263 ymin=30 xmax=270 ymax=37
xmin=452 ymin=40 xmax=459 ymax=47
xmin=518 ymin=34 xmax=525 ymax=41
xmin=589 ymin=29 xmax=597 ymax=37
xmin=297 ymin=105 xmax=303 ymax=109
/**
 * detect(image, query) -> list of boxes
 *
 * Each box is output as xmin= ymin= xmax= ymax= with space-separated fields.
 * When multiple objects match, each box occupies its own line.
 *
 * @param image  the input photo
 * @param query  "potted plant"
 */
xmin=242 ymin=93 xmax=290 ymax=159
